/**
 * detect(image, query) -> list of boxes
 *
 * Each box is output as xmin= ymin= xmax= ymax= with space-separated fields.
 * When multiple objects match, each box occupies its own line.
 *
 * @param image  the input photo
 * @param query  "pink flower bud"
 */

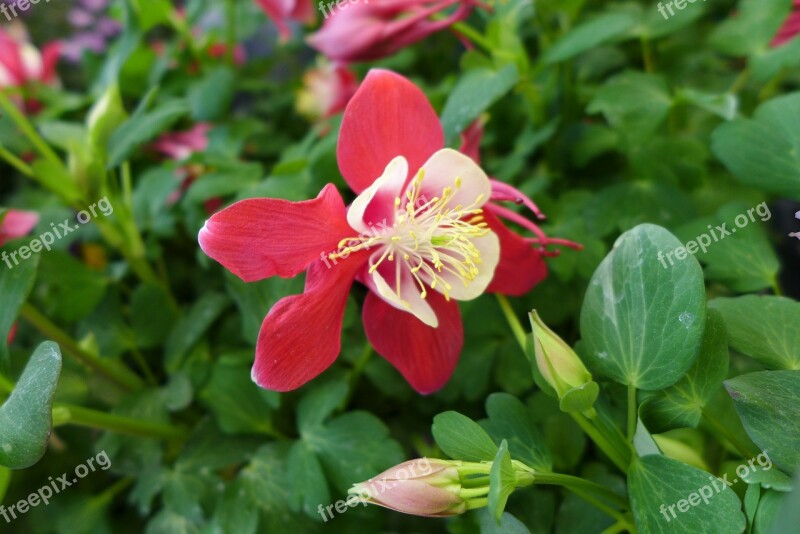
xmin=349 ymin=458 xmax=467 ymax=517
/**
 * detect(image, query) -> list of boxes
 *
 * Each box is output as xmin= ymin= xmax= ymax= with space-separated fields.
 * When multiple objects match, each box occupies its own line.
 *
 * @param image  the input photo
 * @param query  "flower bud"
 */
xmin=349 ymin=458 xmax=466 ymax=517
xmin=530 ymin=310 xmax=598 ymax=415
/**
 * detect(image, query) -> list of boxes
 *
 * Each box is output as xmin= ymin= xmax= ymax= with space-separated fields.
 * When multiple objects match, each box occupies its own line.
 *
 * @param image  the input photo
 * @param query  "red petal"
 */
xmin=337 ymin=69 xmax=443 ymax=194
xmin=484 ymin=210 xmax=548 ymax=296
xmin=253 ymin=251 xmax=367 ymax=391
xmin=198 ymin=184 xmax=355 ymax=282
xmin=363 ymin=290 xmax=463 ymax=394
xmin=41 ymin=42 xmax=61 ymax=84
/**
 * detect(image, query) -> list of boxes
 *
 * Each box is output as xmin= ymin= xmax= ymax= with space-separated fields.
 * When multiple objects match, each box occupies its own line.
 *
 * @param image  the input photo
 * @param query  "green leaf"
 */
xmin=108 ymin=98 xmax=189 ymax=167
xmin=584 ymin=181 xmax=694 ymax=238
xmin=30 ymin=160 xmax=84 ymax=204
xmin=36 ymin=251 xmax=109 ymax=324
xmin=288 ymin=441 xmax=330 ymax=519
xmin=164 ymin=292 xmax=229 ymax=372
xmin=580 ymin=224 xmax=707 ymax=390
xmin=297 ymin=381 xmax=347 ymax=434
xmin=488 ymin=440 xmax=516 ymax=523
xmin=725 ymin=370 xmax=800 ymax=473
xmin=130 ymin=283 xmax=177 ymax=349
xmin=740 ymin=466 xmax=794 ymax=491
xmin=640 ymin=308 xmax=729 ymax=432
xmin=199 ymin=353 xmax=277 ymax=435
xmin=587 ymin=72 xmax=673 ymax=147
xmin=675 ymin=203 xmax=779 ymax=293
xmin=710 ymin=296 xmax=800 ymax=370
xmin=0 ymin=250 xmax=39 ymax=371
xmin=709 ymin=0 xmax=792 ymax=57
xmin=302 ymin=412 xmax=404 ymax=492
xmin=628 ymin=455 xmax=746 ymax=533
xmin=0 ymin=342 xmax=62 ymax=469
xmin=711 ymin=92 xmax=800 ymax=198
xmin=432 ymin=411 xmax=499 ymax=462
xmin=440 ymin=64 xmax=519 ymax=142
xmin=478 ymin=508 xmax=531 ymax=534
xmin=756 ymin=490 xmax=789 ymax=534
xmin=225 ymin=272 xmax=303 ymax=345
xmin=544 ymin=13 xmax=636 ymax=63
xmin=188 ymin=67 xmax=236 ymax=121
xmin=769 ymin=472 xmax=800 ymax=534
xmin=483 ymin=393 xmax=552 ymax=471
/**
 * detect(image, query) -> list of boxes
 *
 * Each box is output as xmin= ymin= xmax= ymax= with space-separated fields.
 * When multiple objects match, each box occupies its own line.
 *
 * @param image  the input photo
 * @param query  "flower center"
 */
xmin=332 ymin=169 xmax=490 ymax=302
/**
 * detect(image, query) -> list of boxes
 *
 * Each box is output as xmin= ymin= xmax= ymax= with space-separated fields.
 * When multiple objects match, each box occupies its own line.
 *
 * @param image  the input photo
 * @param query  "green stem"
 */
xmin=701 ymin=408 xmax=759 ymax=459
xmin=460 ymin=486 xmax=491 ymax=499
xmin=226 ymin=0 xmax=237 ymax=65
xmin=771 ymin=278 xmax=783 ymax=297
xmin=495 ymin=295 xmax=629 ymax=472
xmin=572 ymin=412 xmax=630 ymax=473
xmin=130 ymin=347 xmax=158 ymax=386
xmin=728 ymin=69 xmax=750 ymax=95
xmin=0 ymin=90 xmax=64 ymax=168
xmin=53 ymin=404 xmax=186 ymax=441
xmin=341 ymin=344 xmax=373 ymax=409
xmin=495 ymin=295 xmax=530 ymax=357
xmin=535 ymin=472 xmax=629 ymax=510
xmin=464 ymin=497 xmax=489 ymax=510
xmin=640 ymin=37 xmax=655 ymax=73
xmin=600 ymin=521 xmax=632 ymax=534
xmin=449 ymin=21 xmax=494 ymax=52
xmin=627 ymin=384 xmax=637 ymax=441
xmin=0 ymin=144 xmax=35 ymax=176
xmin=572 ymin=487 xmax=633 ymax=529
xmin=20 ymin=303 xmax=145 ymax=391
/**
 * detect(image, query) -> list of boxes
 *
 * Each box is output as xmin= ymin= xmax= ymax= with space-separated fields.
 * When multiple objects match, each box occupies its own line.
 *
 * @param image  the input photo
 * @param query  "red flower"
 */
xmin=255 ymin=0 xmax=316 ymax=41
xmin=199 ymin=70 xmax=572 ymax=394
xmin=307 ymin=0 xmax=477 ymax=63
xmin=772 ymin=0 xmax=800 ymax=46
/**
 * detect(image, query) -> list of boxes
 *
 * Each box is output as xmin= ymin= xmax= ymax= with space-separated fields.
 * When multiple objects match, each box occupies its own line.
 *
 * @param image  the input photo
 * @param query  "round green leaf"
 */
xmin=0 ymin=342 xmax=62 ymax=469
xmin=580 ymin=224 xmax=707 ymax=390
xmin=628 ymin=454 xmax=745 ymax=533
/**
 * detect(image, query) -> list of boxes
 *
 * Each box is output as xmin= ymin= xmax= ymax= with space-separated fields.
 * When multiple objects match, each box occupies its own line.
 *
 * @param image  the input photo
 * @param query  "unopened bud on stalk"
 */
xmin=349 ymin=457 xmax=535 ymax=518
xmin=530 ymin=310 xmax=599 ymax=416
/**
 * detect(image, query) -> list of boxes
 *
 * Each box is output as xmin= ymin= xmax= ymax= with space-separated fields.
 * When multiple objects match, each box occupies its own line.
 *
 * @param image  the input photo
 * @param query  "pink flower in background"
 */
xmin=0 ymin=209 xmax=38 ymax=247
xmin=153 ymin=123 xmax=212 ymax=162
xmin=0 ymin=24 xmax=60 ymax=90
xmin=296 ymin=61 xmax=359 ymax=121
xmin=772 ymin=0 xmax=800 ymax=46
xmin=152 ymin=124 xmax=220 ymax=213
xmin=1 ymin=209 xmax=38 ymax=346
xmin=255 ymin=0 xmax=316 ymax=41
xmin=307 ymin=0 xmax=477 ymax=63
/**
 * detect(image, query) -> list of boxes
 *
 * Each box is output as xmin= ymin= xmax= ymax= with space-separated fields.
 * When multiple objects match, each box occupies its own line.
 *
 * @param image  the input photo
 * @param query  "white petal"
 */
xmin=415 ymin=148 xmax=492 ymax=212
xmin=347 ymin=156 xmax=408 ymax=234
xmin=425 ymin=231 xmax=500 ymax=301
xmin=370 ymin=258 xmax=439 ymax=328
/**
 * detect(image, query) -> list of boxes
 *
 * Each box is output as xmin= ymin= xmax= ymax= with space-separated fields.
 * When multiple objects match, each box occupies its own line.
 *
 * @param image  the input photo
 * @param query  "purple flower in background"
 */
xmin=62 ymin=0 xmax=121 ymax=62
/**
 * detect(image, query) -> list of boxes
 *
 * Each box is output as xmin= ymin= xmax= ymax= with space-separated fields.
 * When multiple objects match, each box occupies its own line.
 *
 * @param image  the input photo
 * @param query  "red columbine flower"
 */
xmin=308 ymin=0 xmax=477 ymax=63
xmin=199 ymin=70 xmax=572 ymax=393
xmin=255 ymin=0 xmax=316 ymax=41
xmin=772 ymin=0 xmax=800 ymax=46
